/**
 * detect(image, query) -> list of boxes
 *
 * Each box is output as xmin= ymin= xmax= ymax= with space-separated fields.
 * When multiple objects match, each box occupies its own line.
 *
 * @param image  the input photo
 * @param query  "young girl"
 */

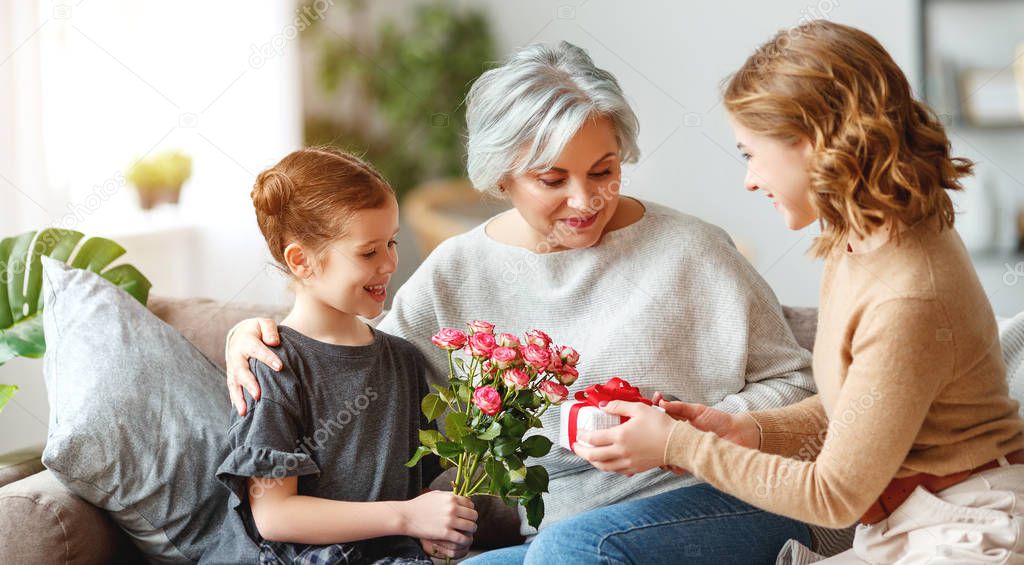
xmin=574 ymin=21 xmax=1024 ymax=563
xmin=202 ymin=148 xmax=477 ymax=564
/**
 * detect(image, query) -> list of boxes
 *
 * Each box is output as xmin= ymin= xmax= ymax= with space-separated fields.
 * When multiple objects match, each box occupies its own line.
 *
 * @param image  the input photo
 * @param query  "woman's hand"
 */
xmin=400 ymin=491 xmax=477 ymax=550
xmin=651 ymin=392 xmax=761 ymax=474
xmin=574 ymin=400 xmax=679 ymax=476
xmin=653 ymin=392 xmax=761 ymax=450
xmin=225 ymin=318 xmax=284 ymax=416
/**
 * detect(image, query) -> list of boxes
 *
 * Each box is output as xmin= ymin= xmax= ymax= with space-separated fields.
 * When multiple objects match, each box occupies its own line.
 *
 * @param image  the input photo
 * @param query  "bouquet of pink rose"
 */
xmin=405 ymin=320 xmax=580 ymax=529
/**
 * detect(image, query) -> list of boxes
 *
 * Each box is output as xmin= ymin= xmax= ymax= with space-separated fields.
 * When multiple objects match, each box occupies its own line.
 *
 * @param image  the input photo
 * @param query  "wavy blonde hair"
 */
xmin=724 ymin=21 xmax=973 ymax=257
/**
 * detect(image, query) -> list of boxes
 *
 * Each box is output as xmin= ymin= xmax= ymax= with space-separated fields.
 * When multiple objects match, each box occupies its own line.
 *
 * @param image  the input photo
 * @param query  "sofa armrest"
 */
xmin=0 ymin=445 xmax=45 ymax=488
xmin=0 ymin=470 xmax=146 ymax=564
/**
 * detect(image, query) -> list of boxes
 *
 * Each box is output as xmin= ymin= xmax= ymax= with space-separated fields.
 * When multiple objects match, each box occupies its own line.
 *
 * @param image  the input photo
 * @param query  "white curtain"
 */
xmin=0 ymin=0 xmax=52 ymax=237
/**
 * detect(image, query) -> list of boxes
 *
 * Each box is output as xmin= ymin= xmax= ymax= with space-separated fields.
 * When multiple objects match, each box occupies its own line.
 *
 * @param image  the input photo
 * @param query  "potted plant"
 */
xmin=126 ymin=150 xmax=193 ymax=210
xmin=0 ymin=229 xmax=152 ymax=413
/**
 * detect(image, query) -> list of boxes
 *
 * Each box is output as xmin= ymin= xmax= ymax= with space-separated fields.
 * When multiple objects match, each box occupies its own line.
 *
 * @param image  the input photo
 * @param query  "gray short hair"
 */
xmin=465 ymin=41 xmax=641 ymax=195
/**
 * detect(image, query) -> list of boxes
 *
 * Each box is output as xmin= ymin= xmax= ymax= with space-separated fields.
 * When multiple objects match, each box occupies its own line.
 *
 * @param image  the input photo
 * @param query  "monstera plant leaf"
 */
xmin=0 ymin=229 xmax=152 ymax=413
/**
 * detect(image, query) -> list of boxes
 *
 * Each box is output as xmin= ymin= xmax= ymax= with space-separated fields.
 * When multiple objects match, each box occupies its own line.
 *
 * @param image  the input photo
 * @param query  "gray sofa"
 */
xmin=0 ymin=296 xmax=820 ymax=563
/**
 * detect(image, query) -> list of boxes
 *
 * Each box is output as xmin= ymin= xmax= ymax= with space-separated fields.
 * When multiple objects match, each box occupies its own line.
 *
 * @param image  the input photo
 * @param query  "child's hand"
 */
xmin=420 ymin=537 xmax=473 ymax=561
xmin=400 ymin=491 xmax=477 ymax=548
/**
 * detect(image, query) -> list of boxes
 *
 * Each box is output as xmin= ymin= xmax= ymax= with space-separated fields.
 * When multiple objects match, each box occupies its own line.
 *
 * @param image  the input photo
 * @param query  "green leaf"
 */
xmin=521 ymin=435 xmax=553 ymax=458
xmin=0 ymin=237 xmax=14 ymax=330
xmin=405 ymin=445 xmax=431 ymax=468
xmin=101 ymin=264 xmax=152 ymax=305
xmin=493 ymin=437 xmax=518 ymax=458
xmin=436 ymin=441 xmax=463 ymax=459
xmin=0 ymin=384 xmax=17 ymax=414
xmin=500 ymin=414 xmax=526 ymax=439
xmin=25 ymin=229 xmax=72 ymax=316
xmin=485 ymin=457 xmax=509 ymax=495
xmin=445 ymin=412 xmax=469 ymax=442
xmin=5 ymin=232 xmax=34 ymax=323
xmin=0 ymin=230 xmax=151 ymax=368
xmin=430 ymin=383 xmax=455 ymax=405
xmin=453 ymin=356 xmax=466 ymax=373
xmin=69 ymin=237 xmax=125 ymax=272
xmin=504 ymin=454 xmax=526 ymax=482
xmin=41 ymin=229 xmax=83 ymax=263
xmin=461 ymin=434 xmax=488 ymax=455
xmin=421 ymin=393 xmax=446 ymax=422
xmin=456 ymin=383 xmax=472 ymax=405
xmin=477 ymin=420 xmax=501 ymax=441
xmin=525 ymin=494 xmax=545 ymax=529
xmin=32 ymin=230 xmax=83 ymax=312
xmin=0 ymin=313 xmax=45 ymax=363
xmin=524 ymin=465 xmax=549 ymax=493
xmin=418 ymin=429 xmax=444 ymax=450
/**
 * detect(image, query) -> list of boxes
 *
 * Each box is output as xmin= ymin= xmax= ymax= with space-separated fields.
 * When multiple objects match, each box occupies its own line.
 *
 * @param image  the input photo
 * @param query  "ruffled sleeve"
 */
xmin=215 ymin=360 xmax=321 ymax=514
xmin=216 ymin=443 xmax=320 ymax=510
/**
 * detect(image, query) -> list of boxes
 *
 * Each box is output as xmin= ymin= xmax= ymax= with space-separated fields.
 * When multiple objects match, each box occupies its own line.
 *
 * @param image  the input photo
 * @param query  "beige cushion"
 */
xmin=0 ymin=470 xmax=145 ymax=564
xmin=0 ymin=445 xmax=45 ymax=488
xmin=147 ymin=295 xmax=288 ymax=370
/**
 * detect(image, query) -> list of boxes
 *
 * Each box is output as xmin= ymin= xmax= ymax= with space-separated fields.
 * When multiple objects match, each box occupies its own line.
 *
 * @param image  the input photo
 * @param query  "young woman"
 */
xmin=224 ymin=42 xmax=823 ymax=563
xmin=201 ymin=147 xmax=477 ymax=564
xmin=575 ymin=21 xmax=1024 ymax=563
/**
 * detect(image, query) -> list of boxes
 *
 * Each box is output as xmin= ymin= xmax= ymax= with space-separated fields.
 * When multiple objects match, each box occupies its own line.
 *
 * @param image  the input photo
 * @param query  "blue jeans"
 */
xmin=463 ymin=482 xmax=810 ymax=565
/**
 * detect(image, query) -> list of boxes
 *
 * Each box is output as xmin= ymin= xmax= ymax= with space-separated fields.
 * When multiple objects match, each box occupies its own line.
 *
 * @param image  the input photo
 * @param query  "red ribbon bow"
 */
xmin=568 ymin=377 xmax=652 ymax=452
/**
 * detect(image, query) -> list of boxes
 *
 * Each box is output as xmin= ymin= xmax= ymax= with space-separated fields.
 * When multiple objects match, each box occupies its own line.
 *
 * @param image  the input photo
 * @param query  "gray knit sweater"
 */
xmin=375 ymin=199 xmax=816 ymax=536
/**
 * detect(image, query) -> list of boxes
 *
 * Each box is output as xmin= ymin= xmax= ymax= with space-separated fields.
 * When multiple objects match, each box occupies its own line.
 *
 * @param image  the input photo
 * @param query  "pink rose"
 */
xmin=557 ymin=364 xmax=579 ymax=386
xmin=467 ymin=320 xmax=495 ymax=335
xmin=522 ymin=344 xmax=552 ymax=372
xmin=558 ymin=346 xmax=580 ymax=366
xmin=466 ymin=332 xmax=497 ymax=358
xmin=431 ymin=328 xmax=468 ymax=350
xmin=491 ymin=346 xmax=519 ymax=369
xmin=502 ymin=368 xmax=530 ymax=391
xmin=538 ymin=380 xmax=569 ymax=404
xmin=473 ymin=385 xmax=502 ymax=416
xmin=496 ymin=333 xmax=521 ymax=348
xmin=524 ymin=329 xmax=552 ymax=348
xmin=547 ymin=352 xmax=563 ymax=374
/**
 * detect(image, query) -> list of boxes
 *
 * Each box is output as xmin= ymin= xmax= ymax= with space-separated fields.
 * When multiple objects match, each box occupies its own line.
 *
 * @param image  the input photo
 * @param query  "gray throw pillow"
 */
xmin=40 ymin=257 xmax=231 ymax=563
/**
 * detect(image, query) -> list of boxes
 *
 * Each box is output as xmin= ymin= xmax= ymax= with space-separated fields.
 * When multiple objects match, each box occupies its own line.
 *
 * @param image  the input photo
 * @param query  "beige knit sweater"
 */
xmin=665 ymin=216 xmax=1024 ymax=528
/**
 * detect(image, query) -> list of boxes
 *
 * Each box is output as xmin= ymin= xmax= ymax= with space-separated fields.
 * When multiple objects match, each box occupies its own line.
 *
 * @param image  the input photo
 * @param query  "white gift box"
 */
xmin=559 ymin=400 xmax=664 ymax=453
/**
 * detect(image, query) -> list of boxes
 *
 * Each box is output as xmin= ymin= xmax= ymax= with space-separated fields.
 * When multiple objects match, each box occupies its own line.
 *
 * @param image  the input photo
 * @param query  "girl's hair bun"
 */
xmin=250 ymin=147 xmax=395 ymax=276
xmin=252 ymin=169 xmax=295 ymax=217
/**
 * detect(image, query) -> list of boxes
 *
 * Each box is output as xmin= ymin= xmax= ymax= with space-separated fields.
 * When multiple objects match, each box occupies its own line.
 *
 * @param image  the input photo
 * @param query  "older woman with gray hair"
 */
xmin=223 ymin=41 xmax=820 ymax=563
